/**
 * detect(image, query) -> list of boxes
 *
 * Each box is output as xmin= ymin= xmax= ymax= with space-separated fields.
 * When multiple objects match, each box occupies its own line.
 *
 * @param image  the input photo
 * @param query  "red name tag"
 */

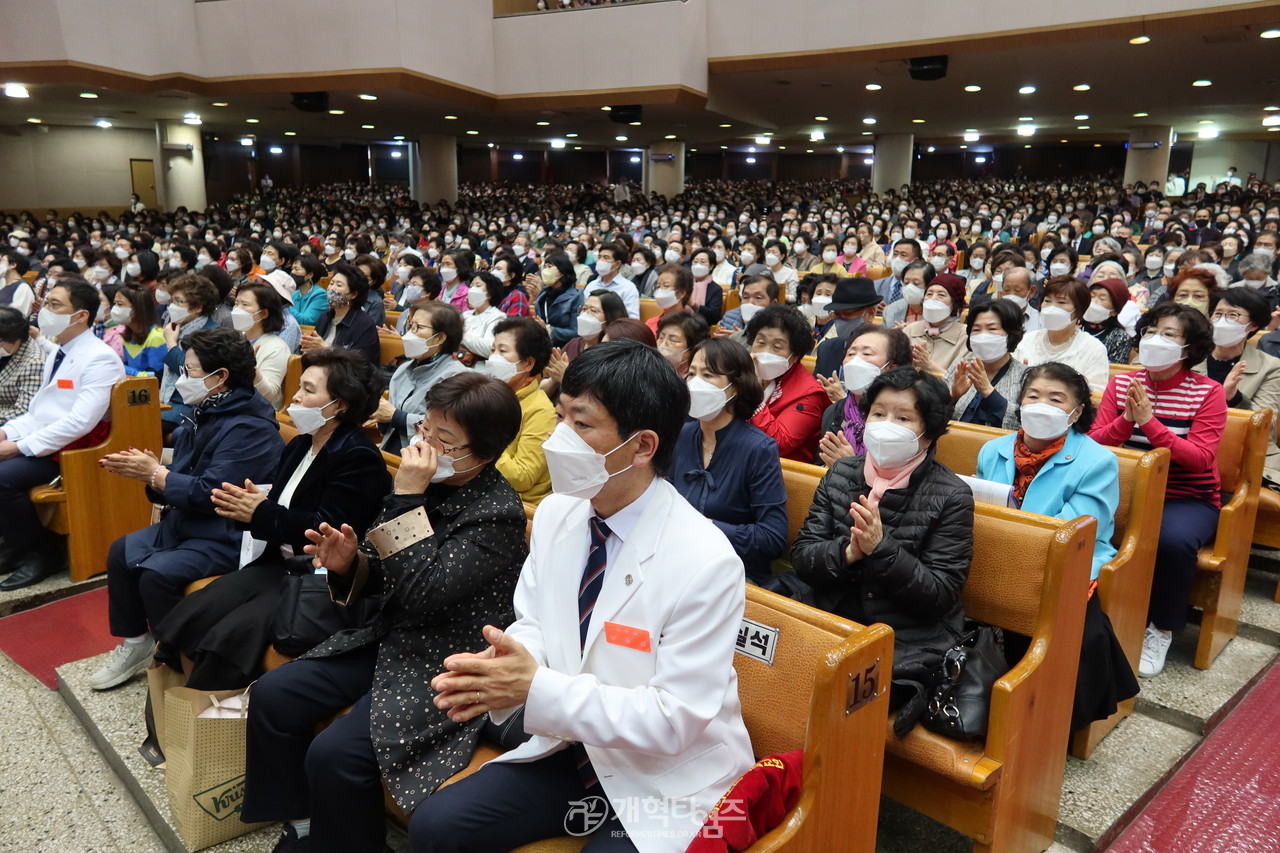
xmin=57 ymin=378 xmax=74 ymax=389
xmin=603 ymin=622 xmax=651 ymax=652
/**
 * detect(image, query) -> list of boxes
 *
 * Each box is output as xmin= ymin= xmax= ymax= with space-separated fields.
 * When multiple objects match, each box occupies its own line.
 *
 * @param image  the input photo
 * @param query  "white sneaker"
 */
xmin=1138 ymin=624 xmax=1173 ymax=678
xmin=88 ymin=639 xmax=157 ymax=691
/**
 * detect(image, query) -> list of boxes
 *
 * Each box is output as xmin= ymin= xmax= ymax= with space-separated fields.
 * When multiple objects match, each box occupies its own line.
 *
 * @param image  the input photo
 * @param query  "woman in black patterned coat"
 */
xmin=242 ymin=372 xmax=528 ymax=853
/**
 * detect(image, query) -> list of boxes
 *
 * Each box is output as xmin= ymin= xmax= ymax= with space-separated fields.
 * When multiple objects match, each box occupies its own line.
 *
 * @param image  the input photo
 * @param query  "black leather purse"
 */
xmin=270 ymin=558 xmax=376 ymax=657
xmin=920 ymin=624 xmax=1005 ymax=740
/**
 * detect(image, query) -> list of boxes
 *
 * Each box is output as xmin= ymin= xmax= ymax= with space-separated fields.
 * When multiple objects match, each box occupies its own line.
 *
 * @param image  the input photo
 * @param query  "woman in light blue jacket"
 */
xmin=976 ymin=361 xmax=1136 ymax=730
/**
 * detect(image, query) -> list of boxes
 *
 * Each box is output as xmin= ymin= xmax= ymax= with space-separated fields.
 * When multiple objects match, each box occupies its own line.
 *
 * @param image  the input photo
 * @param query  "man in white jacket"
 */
xmin=0 ymin=278 xmax=124 ymax=589
xmin=418 ymin=340 xmax=755 ymax=853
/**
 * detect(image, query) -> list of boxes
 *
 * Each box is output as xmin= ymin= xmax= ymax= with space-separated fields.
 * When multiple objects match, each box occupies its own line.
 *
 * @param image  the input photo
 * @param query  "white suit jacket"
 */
xmin=489 ymin=478 xmax=755 ymax=852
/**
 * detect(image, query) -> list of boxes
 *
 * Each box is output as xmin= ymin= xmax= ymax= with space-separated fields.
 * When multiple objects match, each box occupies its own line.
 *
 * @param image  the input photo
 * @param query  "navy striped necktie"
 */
xmin=572 ymin=515 xmax=613 ymax=794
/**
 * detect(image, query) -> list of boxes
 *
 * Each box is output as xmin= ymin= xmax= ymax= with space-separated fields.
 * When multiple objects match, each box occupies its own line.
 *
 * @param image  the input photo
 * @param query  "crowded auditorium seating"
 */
xmin=31 ymin=376 xmax=162 ymax=582
xmin=935 ymin=422 xmax=1172 ymax=759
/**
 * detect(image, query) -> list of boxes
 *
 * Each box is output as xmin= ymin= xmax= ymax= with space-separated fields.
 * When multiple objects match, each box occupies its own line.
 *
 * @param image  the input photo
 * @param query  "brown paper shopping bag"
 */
xmin=162 ymin=686 xmax=270 ymax=851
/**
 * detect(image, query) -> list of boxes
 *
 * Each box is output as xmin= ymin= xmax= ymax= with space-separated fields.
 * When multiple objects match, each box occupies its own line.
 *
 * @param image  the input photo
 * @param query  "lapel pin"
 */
xmin=624 ymin=574 xmax=633 ymax=586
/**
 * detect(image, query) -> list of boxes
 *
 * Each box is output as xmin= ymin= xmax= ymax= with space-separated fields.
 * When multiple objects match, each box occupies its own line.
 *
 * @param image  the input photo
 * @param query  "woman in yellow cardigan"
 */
xmin=488 ymin=316 xmax=555 ymax=506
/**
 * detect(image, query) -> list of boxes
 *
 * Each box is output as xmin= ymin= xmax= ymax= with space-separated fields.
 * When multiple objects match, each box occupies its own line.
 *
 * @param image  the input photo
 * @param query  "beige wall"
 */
xmin=0 ymin=124 xmax=161 ymax=211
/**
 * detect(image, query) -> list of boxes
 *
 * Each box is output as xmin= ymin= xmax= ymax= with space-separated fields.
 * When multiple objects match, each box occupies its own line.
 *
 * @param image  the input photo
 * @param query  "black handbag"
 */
xmin=920 ymin=624 xmax=1005 ymax=740
xmin=270 ymin=561 xmax=376 ymax=657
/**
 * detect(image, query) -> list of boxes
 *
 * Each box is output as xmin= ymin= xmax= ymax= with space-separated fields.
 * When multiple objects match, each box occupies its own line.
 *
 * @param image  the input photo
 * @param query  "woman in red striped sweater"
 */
xmin=1089 ymin=302 xmax=1226 ymax=678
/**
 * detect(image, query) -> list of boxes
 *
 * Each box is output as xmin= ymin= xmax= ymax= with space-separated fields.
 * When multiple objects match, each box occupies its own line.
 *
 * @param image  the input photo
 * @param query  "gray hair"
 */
xmin=1239 ymin=253 xmax=1274 ymax=276
xmin=1192 ymin=262 xmax=1232 ymax=290
xmin=1093 ymin=237 xmax=1122 ymax=255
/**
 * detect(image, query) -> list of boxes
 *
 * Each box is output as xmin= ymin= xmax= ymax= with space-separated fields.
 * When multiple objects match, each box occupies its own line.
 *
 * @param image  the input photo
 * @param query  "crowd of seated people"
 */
xmin=1 ymin=171 xmax=1280 ymax=850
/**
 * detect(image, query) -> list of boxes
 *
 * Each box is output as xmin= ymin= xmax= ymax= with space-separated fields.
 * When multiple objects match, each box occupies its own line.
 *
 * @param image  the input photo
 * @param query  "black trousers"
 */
xmin=1150 ymin=499 xmax=1220 ymax=631
xmin=409 ymin=749 xmax=636 ymax=853
xmin=106 ymin=535 xmax=213 ymax=637
xmin=0 ymin=454 xmax=59 ymax=550
xmin=242 ymin=646 xmax=386 ymax=853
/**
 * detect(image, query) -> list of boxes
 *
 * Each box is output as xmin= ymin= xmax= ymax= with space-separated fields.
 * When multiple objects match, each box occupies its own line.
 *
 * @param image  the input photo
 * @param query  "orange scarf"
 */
xmin=1012 ymin=431 xmax=1065 ymax=504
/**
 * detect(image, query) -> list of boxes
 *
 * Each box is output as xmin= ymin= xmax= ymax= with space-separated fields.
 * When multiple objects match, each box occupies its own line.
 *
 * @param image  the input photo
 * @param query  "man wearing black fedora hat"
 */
xmin=812 ymin=278 xmax=883 ymax=379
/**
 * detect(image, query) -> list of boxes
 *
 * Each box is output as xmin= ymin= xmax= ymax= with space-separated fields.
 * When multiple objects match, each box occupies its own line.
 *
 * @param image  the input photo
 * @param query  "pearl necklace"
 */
xmin=1042 ymin=328 xmax=1077 ymax=355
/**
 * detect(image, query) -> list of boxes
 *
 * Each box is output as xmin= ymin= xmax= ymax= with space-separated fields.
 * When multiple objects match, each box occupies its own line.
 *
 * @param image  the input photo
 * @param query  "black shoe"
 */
xmin=271 ymin=824 xmax=311 ymax=853
xmin=0 ymin=542 xmax=25 ymax=574
xmin=0 ymin=548 xmax=62 ymax=591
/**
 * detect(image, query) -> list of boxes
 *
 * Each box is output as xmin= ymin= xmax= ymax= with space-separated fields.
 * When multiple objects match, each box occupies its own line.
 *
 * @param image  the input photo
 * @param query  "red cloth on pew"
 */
xmin=52 ymin=419 xmax=110 ymax=462
xmin=688 ymin=749 xmax=803 ymax=853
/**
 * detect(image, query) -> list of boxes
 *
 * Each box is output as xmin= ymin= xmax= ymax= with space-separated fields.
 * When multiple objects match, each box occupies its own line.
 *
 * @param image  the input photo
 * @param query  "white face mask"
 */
xmin=902 ymin=283 xmax=925 ymax=305
xmin=968 ymin=332 xmax=1008 ymax=361
xmin=225 ymin=258 xmax=241 ymax=273
xmin=427 ymin=247 xmax=440 ymax=260
xmin=890 ymin=257 xmax=908 ymax=276
xmin=739 ymin=302 xmax=764 ymax=323
xmin=841 ymin=356 xmax=882 ymax=395
xmin=439 ymin=267 xmax=458 ymax=284
xmin=811 ymin=295 xmax=833 ymax=318
xmin=428 ymin=448 xmax=476 ymax=483
xmin=863 ymin=420 xmax=924 ymax=468
xmin=595 ymin=259 xmax=614 ymax=277
xmin=260 ymin=255 xmax=277 ymax=273
xmin=466 ymin=287 xmax=487 ymax=309
xmin=921 ymin=298 xmax=950 ymax=324
xmin=630 ymin=261 xmax=648 ymax=277
xmin=577 ymin=313 xmax=603 ymax=338
xmin=822 ymin=249 xmax=838 ymax=264
xmin=1050 ymin=261 xmax=1071 ymax=277
xmin=903 ymin=227 xmax=917 ymax=240
xmin=1039 ymin=305 xmax=1075 ymax=331
xmin=1145 ymin=255 xmax=1163 ymax=271
xmin=74 ymin=258 xmax=87 ymax=269
xmin=1212 ymin=317 xmax=1250 ymax=347
xmin=1083 ymin=301 xmax=1112 ymax=324
xmin=541 ymin=422 xmax=638 ymax=500
xmin=287 ymin=399 xmax=340 ymax=435
xmin=1020 ymin=402 xmax=1077 ymax=441
xmin=167 ymin=304 xmax=191 ymax=325
xmin=753 ymin=351 xmax=791 ymax=381
xmin=93 ymin=265 xmax=111 ymax=281
xmin=691 ymin=263 xmax=711 ymax=278
xmin=175 ymin=371 xmax=223 ymax=406
xmin=230 ymin=307 xmax=260 ymax=332
xmin=513 ymin=244 xmax=528 ymax=258
xmin=486 ymin=353 xmax=524 ymax=382
xmin=403 ymin=331 xmax=440 ymax=360
xmin=687 ymin=376 xmax=734 ymax=421
xmin=114 ymin=246 xmax=130 ymax=259
xmin=125 ymin=262 xmax=141 ymax=278
xmin=930 ymin=256 xmax=947 ymax=272
xmin=714 ymin=248 xmax=726 ymax=262
xmin=664 ymin=249 xmax=681 ymax=264
xmin=970 ymin=256 xmax=985 ymax=271
xmin=764 ymin=252 xmax=781 ymax=268
xmin=110 ymin=305 xmax=133 ymax=326
xmin=343 ymin=248 xmax=357 ymax=261
xmin=653 ymin=288 xmax=678 ymax=309
xmin=38 ymin=306 xmax=79 ymax=340
xmin=1138 ymin=334 xmax=1185 ymax=370
xmin=739 ymin=251 xmax=756 ymax=267
xmin=1163 ymin=262 xmax=1177 ymax=277
xmin=1002 ymin=293 xmax=1028 ymax=311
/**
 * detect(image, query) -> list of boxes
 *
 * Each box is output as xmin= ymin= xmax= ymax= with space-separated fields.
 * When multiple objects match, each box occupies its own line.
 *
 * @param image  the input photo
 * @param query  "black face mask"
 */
xmin=1195 ymin=219 xmax=1210 ymax=228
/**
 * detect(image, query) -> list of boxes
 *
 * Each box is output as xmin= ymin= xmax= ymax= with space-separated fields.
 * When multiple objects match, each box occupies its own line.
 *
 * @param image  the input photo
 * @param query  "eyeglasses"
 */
xmin=1140 ymin=328 xmax=1186 ymax=343
xmin=407 ymin=323 xmax=435 ymax=335
xmin=1210 ymin=310 xmax=1250 ymax=324
xmin=415 ymin=430 xmax=469 ymax=456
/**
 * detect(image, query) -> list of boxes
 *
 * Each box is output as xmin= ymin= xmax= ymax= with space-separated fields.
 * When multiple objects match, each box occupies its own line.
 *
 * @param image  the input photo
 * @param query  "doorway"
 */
xmin=130 ymin=159 xmax=158 ymax=209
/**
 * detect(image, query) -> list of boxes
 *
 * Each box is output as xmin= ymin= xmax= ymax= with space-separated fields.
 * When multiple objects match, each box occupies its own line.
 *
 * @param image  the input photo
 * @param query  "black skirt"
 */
xmin=153 ymin=559 xmax=291 ymax=690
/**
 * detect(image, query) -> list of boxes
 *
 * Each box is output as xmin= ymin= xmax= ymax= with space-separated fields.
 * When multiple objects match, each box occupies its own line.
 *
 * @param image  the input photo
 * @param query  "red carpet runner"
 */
xmin=0 ymin=587 xmax=114 ymax=688
xmin=1102 ymin=654 xmax=1280 ymax=853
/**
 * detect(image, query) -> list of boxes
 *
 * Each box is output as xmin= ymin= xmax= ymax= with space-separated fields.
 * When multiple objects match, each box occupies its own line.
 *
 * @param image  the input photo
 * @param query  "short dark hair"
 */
xmin=560 ymin=339 xmax=688 ymax=476
xmin=656 ymin=310 xmax=710 ymax=351
xmin=471 ymin=270 xmax=505 ymax=306
xmin=51 ymin=278 xmax=98 ymax=318
xmin=588 ymin=290 xmax=628 ymax=325
xmin=894 ymin=238 xmax=922 ymax=259
xmin=1136 ymin=301 xmax=1213 ymax=368
xmin=745 ymin=304 xmax=814 ymax=357
xmin=426 ymin=372 xmax=522 ymax=464
xmin=691 ymin=337 xmax=763 ymax=419
xmin=1210 ymin=287 xmax=1270 ymax=330
xmin=236 ymin=282 xmax=285 ymax=333
xmin=1041 ymin=275 xmax=1090 ymax=320
xmin=597 ymin=241 xmax=627 ymax=263
xmin=965 ymin=298 xmax=1025 ymax=354
xmin=295 ymin=253 xmax=325 ymax=283
xmin=301 ymin=346 xmax=384 ymax=427
xmin=0 ymin=305 xmax=29 ymax=344
xmin=353 ymin=254 xmax=386 ymax=299
xmin=170 ymin=272 xmax=221 ymax=316
xmin=656 ymin=263 xmax=693 ymax=300
xmin=848 ymin=326 xmax=912 ymax=369
xmin=859 ymin=366 xmax=951 ymax=441
xmin=266 ymin=240 xmax=298 ymax=268
xmin=739 ymin=274 xmax=780 ymax=303
xmin=331 ymin=262 xmax=370 ymax=309
xmin=411 ymin=300 xmax=464 ymax=353
xmin=493 ymin=316 xmax=552 ymax=375
xmin=541 ymin=250 xmax=575 ymax=289
xmin=1018 ymin=362 xmax=1097 ymax=433
xmin=115 ymin=285 xmax=158 ymax=343
xmin=181 ymin=327 xmax=257 ymax=389
xmin=134 ymin=249 xmax=160 ymax=281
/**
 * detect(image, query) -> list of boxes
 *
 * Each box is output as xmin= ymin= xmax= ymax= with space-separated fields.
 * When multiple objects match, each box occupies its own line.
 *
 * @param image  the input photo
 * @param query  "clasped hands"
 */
xmin=431 ymin=625 xmax=538 ymax=723
xmin=843 ymin=494 xmax=884 ymax=564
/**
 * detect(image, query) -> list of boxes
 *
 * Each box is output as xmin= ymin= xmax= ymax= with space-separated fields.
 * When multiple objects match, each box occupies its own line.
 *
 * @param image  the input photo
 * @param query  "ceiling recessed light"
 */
xmin=550 ymin=139 xmax=566 ymax=149
xmin=1077 ymin=125 xmax=1090 ymax=130
xmin=1074 ymin=114 xmax=1089 ymax=120
xmin=1129 ymin=35 xmax=1151 ymax=45
xmin=25 ymin=117 xmax=40 ymax=124
xmin=926 ymin=146 xmax=936 ymax=152
xmin=664 ymin=134 xmax=677 ymax=140
xmin=1260 ymin=28 xmax=1280 ymax=38
xmin=753 ymin=136 xmax=768 ymax=145
xmin=536 ymin=121 xmax=550 ymax=126
xmin=615 ymin=135 xmax=628 ymax=141
xmin=600 ymin=106 xmax=611 ymax=111
xmin=861 ymin=131 xmax=872 ymax=136
xmin=911 ymin=118 xmax=925 ymax=124
xmin=1060 ymin=138 xmax=1068 ymax=143
xmin=444 ymin=115 xmax=458 ymax=120
xmin=466 ymin=130 xmax=479 ymax=135
xmin=1197 ymin=126 xmax=1219 ymax=138
xmin=393 ymin=135 xmax=404 ymax=140
xmin=183 ymin=113 xmax=202 ymax=126
xmin=1019 ymin=116 xmax=1034 ymax=121
xmin=963 ymin=132 xmax=980 ymax=141
xmin=719 ymin=145 xmax=727 ymax=150
xmin=269 ymin=145 xmax=283 ymax=154
xmin=79 ymin=92 xmax=99 ymax=99
xmin=813 ymin=115 xmax=829 ymax=121
xmin=358 ymin=94 xmax=377 ymax=101
xmin=810 ymin=131 xmax=825 ymax=141
xmin=959 ymin=144 xmax=968 ymax=149
xmin=1198 ymin=119 xmax=1214 ymax=125
xmin=566 ymin=132 xmax=578 ymax=138
xmin=512 ymin=153 xmax=524 ymax=160
xmin=1133 ymin=111 xmax=1149 ymax=117
xmin=240 ymin=137 xmax=253 ymax=146
xmin=4 ymin=83 xmax=30 ymax=99
xmin=836 ymin=145 xmax=845 ymax=152
xmin=574 ymin=145 xmax=582 ymax=149
xmin=1271 ymin=127 xmax=1280 ymax=132
xmin=361 ymin=124 xmax=374 ymax=129
xmin=390 ymin=150 xmax=402 ymax=158
xmin=747 ymin=146 xmax=756 ymax=153
xmin=761 ymin=131 xmax=774 ymax=136
xmin=964 ymin=85 xmax=982 ymax=92
xmin=96 ymin=119 xmax=112 ymax=128
xmin=1192 ymin=79 xmax=1212 ymax=87
xmin=1024 ymin=144 xmax=1032 ymax=148
xmin=246 ymin=118 xmax=259 ymax=123
xmin=777 ymin=145 xmax=786 ymax=150
xmin=629 ymin=155 xmax=641 ymax=163
xmin=861 ymin=117 xmax=876 ymax=125
xmin=1093 ymin=143 xmax=1102 ymax=147
xmin=806 ymin=149 xmax=814 ymax=153
xmin=863 ymin=157 xmax=874 ymax=164
xmin=745 ymin=157 xmax=756 ymax=164
xmin=1073 ymin=83 xmax=1091 ymax=91
xmin=328 ymin=109 xmax=344 ymax=115
xmin=1263 ymin=116 xmax=1280 ymax=127
xmin=1017 ymin=125 xmax=1035 ymax=136
xmin=285 ymin=131 xmax=297 ymax=136
xmin=628 ymin=121 xmax=641 ymax=126
xmin=865 ymin=83 xmax=882 ymax=91
xmin=719 ymin=122 xmax=732 ymax=127
xmin=1265 ymin=106 xmax=1280 ymax=112
xmin=974 ymin=156 xmax=987 ymax=163
xmin=1018 ymin=85 xmax=1036 ymax=94
xmin=212 ymin=101 xmax=228 ymax=107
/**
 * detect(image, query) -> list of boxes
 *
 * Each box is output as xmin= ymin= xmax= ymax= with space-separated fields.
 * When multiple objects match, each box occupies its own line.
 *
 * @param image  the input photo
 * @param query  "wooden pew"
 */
xmin=882 ymin=507 xmax=1095 ymax=853
xmin=934 ymin=421 xmax=1171 ymax=759
xmin=280 ymin=355 xmax=303 ymax=412
xmin=1108 ymin=362 xmax=1134 ymax=383
xmin=638 ymin=297 xmax=662 ymax=323
xmin=1190 ymin=408 xmax=1270 ymax=669
xmin=428 ymin=587 xmax=895 ymax=853
xmin=801 ymin=353 xmax=817 ymax=375
xmin=1252 ymin=489 xmax=1280 ymax=602
xmin=30 ymin=377 xmax=162 ymax=582
xmin=379 ymin=334 xmax=406 ymax=365
xmin=779 ymin=459 xmax=826 ymax=558
xmin=724 ymin=288 xmax=741 ymax=313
